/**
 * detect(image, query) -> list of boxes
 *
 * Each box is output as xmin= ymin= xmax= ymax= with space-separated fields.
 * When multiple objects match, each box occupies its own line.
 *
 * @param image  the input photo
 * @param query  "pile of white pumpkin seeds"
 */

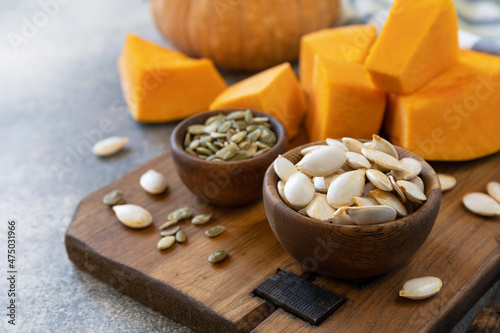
xmin=184 ymin=110 xmax=277 ymax=161
xmin=274 ymin=135 xmax=428 ymax=225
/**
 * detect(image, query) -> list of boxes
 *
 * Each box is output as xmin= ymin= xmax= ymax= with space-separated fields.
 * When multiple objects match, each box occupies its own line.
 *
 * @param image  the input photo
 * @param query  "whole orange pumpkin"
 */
xmin=151 ymin=0 xmax=340 ymax=71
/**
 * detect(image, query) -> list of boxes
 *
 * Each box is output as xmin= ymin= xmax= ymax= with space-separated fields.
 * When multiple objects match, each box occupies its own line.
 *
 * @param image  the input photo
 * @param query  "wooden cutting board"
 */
xmin=65 ymin=136 xmax=500 ymax=333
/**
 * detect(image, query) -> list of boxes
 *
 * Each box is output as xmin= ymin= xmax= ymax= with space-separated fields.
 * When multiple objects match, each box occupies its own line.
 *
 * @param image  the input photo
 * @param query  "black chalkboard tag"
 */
xmin=253 ymin=269 xmax=346 ymax=325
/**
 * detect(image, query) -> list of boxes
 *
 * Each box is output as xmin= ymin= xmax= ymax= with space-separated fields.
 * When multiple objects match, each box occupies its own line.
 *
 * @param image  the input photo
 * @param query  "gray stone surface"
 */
xmin=0 ymin=1 xmax=496 ymax=332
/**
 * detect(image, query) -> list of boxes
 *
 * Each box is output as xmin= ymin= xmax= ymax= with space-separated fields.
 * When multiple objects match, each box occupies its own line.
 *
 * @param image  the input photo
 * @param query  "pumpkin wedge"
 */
xmin=384 ymin=50 xmax=500 ymax=161
xmin=209 ymin=62 xmax=307 ymax=139
xmin=300 ymin=25 xmax=377 ymax=93
xmin=365 ymin=0 xmax=459 ymax=94
xmin=306 ymin=57 xmax=386 ymax=142
xmin=118 ymin=34 xmax=227 ymax=122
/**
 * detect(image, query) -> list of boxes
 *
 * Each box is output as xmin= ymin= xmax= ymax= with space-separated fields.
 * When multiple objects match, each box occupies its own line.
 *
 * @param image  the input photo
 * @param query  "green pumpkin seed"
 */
xmin=196 ymin=147 xmax=213 ymax=156
xmin=226 ymin=128 xmax=235 ymax=141
xmin=187 ymin=124 xmax=205 ymax=135
xmin=245 ymin=143 xmax=258 ymax=157
xmin=233 ymin=120 xmax=248 ymax=129
xmin=199 ymin=135 xmax=212 ymax=146
xmin=160 ymin=225 xmax=180 ymax=236
xmin=191 ymin=214 xmax=212 ymax=225
xmin=244 ymin=109 xmax=253 ymax=123
xmin=229 ymin=151 xmax=248 ymax=161
xmin=188 ymin=139 xmax=200 ymax=150
xmin=175 ymin=229 xmax=187 ymax=243
xmin=238 ymin=138 xmax=251 ymax=150
xmin=210 ymin=132 xmax=226 ymax=139
xmin=229 ymin=131 xmax=247 ymax=144
xmin=259 ymin=128 xmax=276 ymax=145
xmin=253 ymin=117 xmax=269 ymax=123
xmin=198 ymin=155 xmax=207 ymax=160
xmin=247 ymin=129 xmax=262 ymax=142
xmin=217 ymin=121 xmax=232 ymax=133
xmin=185 ymin=148 xmax=197 ymax=157
xmin=205 ymin=113 xmax=225 ymax=126
xmin=205 ymin=225 xmax=225 ymax=238
xmin=209 ymin=250 xmax=228 ymax=264
xmin=168 ymin=207 xmax=192 ymax=221
xmin=159 ymin=219 xmax=178 ymax=230
xmin=254 ymin=147 xmax=271 ymax=157
xmin=157 ymin=236 xmax=175 ymax=250
xmin=256 ymin=141 xmax=270 ymax=149
xmin=206 ymin=142 xmax=219 ymax=153
xmin=213 ymin=141 xmax=225 ymax=149
xmin=216 ymin=146 xmax=238 ymax=160
xmin=103 ymin=190 xmax=124 ymax=206
xmin=226 ymin=111 xmax=246 ymax=120
xmin=184 ymin=133 xmax=191 ymax=147
xmin=246 ymin=124 xmax=259 ymax=132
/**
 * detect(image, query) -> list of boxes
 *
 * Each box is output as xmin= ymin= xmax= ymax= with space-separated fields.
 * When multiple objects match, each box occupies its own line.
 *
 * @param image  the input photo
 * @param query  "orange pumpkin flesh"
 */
xmin=384 ymin=50 xmax=500 ymax=161
xmin=209 ymin=63 xmax=307 ymax=139
xmin=300 ymin=25 xmax=377 ymax=94
xmin=118 ymin=34 xmax=227 ymax=122
xmin=365 ymin=0 xmax=459 ymax=95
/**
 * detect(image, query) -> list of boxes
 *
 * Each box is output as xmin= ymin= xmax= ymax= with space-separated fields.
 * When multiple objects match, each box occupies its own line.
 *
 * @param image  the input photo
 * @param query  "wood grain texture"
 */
xmin=66 ymin=131 xmax=500 ymax=333
xmin=466 ymin=283 xmax=500 ymax=333
xmin=263 ymin=140 xmax=442 ymax=279
xmin=171 ymin=109 xmax=288 ymax=207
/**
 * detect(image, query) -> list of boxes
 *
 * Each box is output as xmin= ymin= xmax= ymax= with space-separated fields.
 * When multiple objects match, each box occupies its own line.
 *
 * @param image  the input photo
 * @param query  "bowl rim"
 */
xmin=264 ymin=139 xmax=442 ymax=230
xmin=171 ymin=108 xmax=288 ymax=166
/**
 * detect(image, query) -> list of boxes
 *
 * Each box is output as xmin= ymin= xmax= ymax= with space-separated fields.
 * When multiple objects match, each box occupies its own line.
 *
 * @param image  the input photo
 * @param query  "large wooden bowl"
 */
xmin=171 ymin=109 xmax=288 ymax=207
xmin=263 ymin=141 xmax=442 ymax=279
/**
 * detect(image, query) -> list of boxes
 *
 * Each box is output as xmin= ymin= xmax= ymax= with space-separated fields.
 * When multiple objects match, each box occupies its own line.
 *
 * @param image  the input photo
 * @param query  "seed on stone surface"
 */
xmin=175 ymin=229 xmax=187 ymax=243
xmin=399 ymin=277 xmax=442 ymax=300
xmin=487 ymin=181 xmax=500 ymax=203
xmin=438 ymin=173 xmax=456 ymax=192
xmin=157 ymin=236 xmax=176 ymax=250
xmin=366 ymin=169 xmax=393 ymax=192
xmin=274 ymin=155 xmax=298 ymax=183
xmin=191 ymin=214 xmax=212 ymax=225
xmin=462 ymin=192 xmax=500 ymax=216
xmin=397 ymin=180 xmax=427 ymax=204
xmin=370 ymin=189 xmax=408 ymax=217
xmin=296 ymin=146 xmax=347 ymax=177
xmin=112 ymin=204 xmax=152 ymax=229
xmin=160 ymin=225 xmax=180 ymax=236
xmin=187 ymin=124 xmax=205 ymax=135
xmin=206 ymin=225 xmax=225 ymax=238
xmin=284 ymin=172 xmax=315 ymax=209
xmin=159 ymin=219 xmax=178 ymax=230
xmin=140 ymin=169 xmax=168 ymax=194
xmin=168 ymin=207 xmax=192 ymax=221
xmin=92 ymin=137 xmax=129 ymax=156
xmin=103 ymin=190 xmax=124 ymax=206
xmin=209 ymin=250 xmax=228 ymax=264
xmin=327 ymin=169 xmax=365 ymax=208
xmin=371 ymin=134 xmax=398 ymax=159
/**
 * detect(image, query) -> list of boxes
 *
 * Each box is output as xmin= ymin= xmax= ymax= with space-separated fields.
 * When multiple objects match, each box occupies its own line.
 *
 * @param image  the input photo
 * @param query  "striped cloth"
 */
xmin=336 ymin=0 xmax=500 ymax=56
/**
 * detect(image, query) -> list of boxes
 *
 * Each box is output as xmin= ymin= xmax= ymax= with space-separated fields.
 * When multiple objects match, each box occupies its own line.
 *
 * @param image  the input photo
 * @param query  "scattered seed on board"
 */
xmin=438 ymin=173 xmax=456 ymax=192
xmin=157 ymin=236 xmax=176 ymax=250
xmin=112 ymin=204 xmax=152 ymax=229
xmin=209 ymin=250 xmax=228 ymax=264
xmin=140 ymin=169 xmax=168 ymax=194
xmin=175 ymin=229 xmax=187 ymax=243
xmin=191 ymin=214 xmax=212 ymax=225
xmin=102 ymin=190 xmax=124 ymax=206
xmin=399 ymin=277 xmax=442 ymax=300
xmin=487 ymin=181 xmax=500 ymax=203
xmin=168 ymin=207 xmax=192 ymax=221
xmin=206 ymin=225 xmax=225 ymax=238
xmin=92 ymin=137 xmax=129 ymax=157
xmin=462 ymin=192 xmax=500 ymax=216
xmin=160 ymin=225 xmax=180 ymax=237
xmin=159 ymin=219 xmax=178 ymax=230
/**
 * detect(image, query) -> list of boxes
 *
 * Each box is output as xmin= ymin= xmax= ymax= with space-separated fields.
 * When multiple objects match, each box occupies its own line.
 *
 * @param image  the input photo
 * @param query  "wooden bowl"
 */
xmin=171 ymin=109 xmax=288 ymax=207
xmin=263 ymin=141 xmax=442 ymax=279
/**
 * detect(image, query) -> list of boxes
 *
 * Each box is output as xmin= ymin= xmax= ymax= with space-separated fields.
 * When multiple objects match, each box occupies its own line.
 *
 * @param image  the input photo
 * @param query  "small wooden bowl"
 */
xmin=171 ymin=109 xmax=288 ymax=207
xmin=263 ymin=141 xmax=442 ymax=279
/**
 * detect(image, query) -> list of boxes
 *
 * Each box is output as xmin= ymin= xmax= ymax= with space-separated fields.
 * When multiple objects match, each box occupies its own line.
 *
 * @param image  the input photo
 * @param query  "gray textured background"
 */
xmin=0 ymin=1 xmax=497 ymax=332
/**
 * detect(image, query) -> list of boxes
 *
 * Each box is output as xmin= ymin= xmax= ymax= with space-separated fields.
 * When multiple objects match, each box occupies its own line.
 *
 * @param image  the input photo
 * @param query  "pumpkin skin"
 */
xmin=151 ymin=0 xmax=340 ymax=71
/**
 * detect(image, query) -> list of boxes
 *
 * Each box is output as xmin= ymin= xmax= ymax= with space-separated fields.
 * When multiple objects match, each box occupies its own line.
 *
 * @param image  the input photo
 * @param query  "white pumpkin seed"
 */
xmin=326 ymin=138 xmax=348 ymax=151
xmin=397 ymin=180 xmax=427 ymax=204
xmin=390 ymin=175 xmax=406 ymax=203
xmin=191 ymin=214 xmax=212 ymax=225
xmin=313 ymin=174 xmax=338 ymax=193
xmin=209 ymin=250 xmax=228 ymax=263
xmin=366 ymin=169 xmax=393 ymax=192
xmin=399 ymin=277 xmax=442 ymax=300
xmin=392 ymin=158 xmax=422 ymax=180
xmin=296 ymin=146 xmax=347 ymax=177
xmin=300 ymin=145 xmax=328 ymax=155
xmin=463 ymin=192 xmax=500 ymax=216
xmin=305 ymin=193 xmax=336 ymax=221
xmin=140 ymin=169 xmax=168 ymax=194
xmin=371 ymin=134 xmax=398 ymax=159
xmin=364 ymin=142 xmax=373 ymax=148
xmin=157 ymin=236 xmax=176 ymax=250
xmin=438 ymin=173 xmax=456 ymax=192
xmin=112 ymin=204 xmax=152 ymax=229
xmin=362 ymin=182 xmax=376 ymax=197
xmin=409 ymin=176 xmax=425 ymax=193
xmin=160 ymin=225 xmax=180 ymax=236
xmin=346 ymin=152 xmax=372 ymax=169
xmin=362 ymin=148 xmax=405 ymax=171
xmin=370 ymin=189 xmax=408 ymax=217
xmin=353 ymin=196 xmax=379 ymax=207
xmin=206 ymin=225 xmax=225 ymax=238
xmin=487 ymin=181 xmax=500 ymax=203
xmin=273 ymin=155 xmax=298 ymax=183
xmin=277 ymin=180 xmax=291 ymax=206
xmin=92 ymin=137 xmax=129 ymax=156
xmin=327 ymin=169 xmax=366 ymax=208
xmin=342 ymin=137 xmax=365 ymax=154
xmin=284 ymin=172 xmax=315 ymax=209
xmin=175 ymin=229 xmax=187 ymax=243
xmin=103 ymin=190 xmax=124 ymax=206
xmin=345 ymin=205 xmax=397 ymax=225
xmin=332 ymin=207 xmax=355 ymax=225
